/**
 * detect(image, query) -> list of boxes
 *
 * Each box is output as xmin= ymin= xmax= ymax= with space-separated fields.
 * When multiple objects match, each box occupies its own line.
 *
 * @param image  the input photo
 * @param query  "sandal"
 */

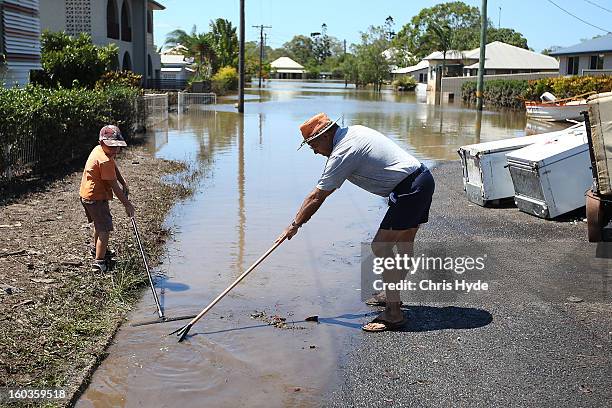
xmin=362 ymin=316 xmax=408 ymax=332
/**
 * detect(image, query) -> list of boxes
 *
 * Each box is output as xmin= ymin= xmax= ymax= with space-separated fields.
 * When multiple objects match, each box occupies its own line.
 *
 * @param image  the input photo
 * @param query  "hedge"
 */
xmin=462 ymin=75 xmax=612 ymax=109
xmin=0 ymin=85 xmax=142 ymax=175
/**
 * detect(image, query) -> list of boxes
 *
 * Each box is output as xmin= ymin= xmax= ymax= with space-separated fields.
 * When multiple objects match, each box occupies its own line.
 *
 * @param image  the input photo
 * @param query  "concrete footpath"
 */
xmin=325 ymin=161 xmax=612 ymax=408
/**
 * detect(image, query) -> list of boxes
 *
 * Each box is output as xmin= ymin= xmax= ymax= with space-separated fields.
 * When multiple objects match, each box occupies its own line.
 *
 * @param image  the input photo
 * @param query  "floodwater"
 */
xmin=77 ymin=81 xmax=549 ymax=407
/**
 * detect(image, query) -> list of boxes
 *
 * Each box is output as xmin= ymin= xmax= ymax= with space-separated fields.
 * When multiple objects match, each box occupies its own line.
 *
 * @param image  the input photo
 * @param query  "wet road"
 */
xmin=74 ymin=81 xmax=598 ymax=407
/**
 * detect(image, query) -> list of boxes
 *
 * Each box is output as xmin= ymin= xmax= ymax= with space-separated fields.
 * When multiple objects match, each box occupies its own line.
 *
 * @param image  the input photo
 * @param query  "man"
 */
xmin=79 ymin=125 xmax=135 ymax=272
xmin=277 ymin=113 xmax=435 ymax=332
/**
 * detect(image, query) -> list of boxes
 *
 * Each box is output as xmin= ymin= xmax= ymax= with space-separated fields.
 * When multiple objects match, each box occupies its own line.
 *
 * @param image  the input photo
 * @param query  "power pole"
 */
xmin=252 ymin=24 xmax=271 ymax=88
xmin=238 ymin=0 xmax=245 ymax=113
xmin=476 ymin=0 xmax=488 ymax=111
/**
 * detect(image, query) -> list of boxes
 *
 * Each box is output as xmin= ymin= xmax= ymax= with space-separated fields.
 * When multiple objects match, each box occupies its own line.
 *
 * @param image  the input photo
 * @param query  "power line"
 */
xmin=584 ymin=0 xmax=612 ymax=14
xmin=547 ymin=0 xmax=611 ymax=33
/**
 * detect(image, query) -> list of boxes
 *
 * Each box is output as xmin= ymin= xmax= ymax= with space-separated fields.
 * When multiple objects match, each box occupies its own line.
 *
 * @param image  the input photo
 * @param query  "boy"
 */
xmin=79 ymin=125 xmax=135 ymax=272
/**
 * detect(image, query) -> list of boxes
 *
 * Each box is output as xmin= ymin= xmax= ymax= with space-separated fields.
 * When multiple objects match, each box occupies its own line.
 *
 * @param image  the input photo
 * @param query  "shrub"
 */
xmin=525 ymin=75 xmax=612 ymax=100
xmin=462 ymin=76 xmax=612 ymax=109
xmin=211 ymin=66 xmax=238 ymax=94
xmin=31 ymin=31 xmax=119 ymax=89
xmin=0 ymin=85 xmax=141 ymax=174
xmin=392 ymin=76 xmax=418 ymax=91
xmin=95 ymin=70 xmax=142 ymax=89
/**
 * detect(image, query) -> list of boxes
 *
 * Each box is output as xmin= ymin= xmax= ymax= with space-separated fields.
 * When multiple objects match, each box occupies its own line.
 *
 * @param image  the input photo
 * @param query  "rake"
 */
xmin=129 ymin=216 xmax=197 ymax=327
xmin=170 ymin=237 xmax=286 ymax=342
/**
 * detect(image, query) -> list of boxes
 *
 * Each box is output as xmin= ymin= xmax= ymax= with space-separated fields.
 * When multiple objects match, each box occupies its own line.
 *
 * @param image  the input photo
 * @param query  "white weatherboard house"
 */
xmin=0 ymin=0 xmax=42 ymax=87
xmin=38 ymin=0 xmax=165 ymax=83
xmin=549 ymin=34 xmax=612 ymax=76
xmin=391 ymin=60 xmax=429 ymax=84
xmin=160 ymin=51 xmax=194 ymax=82
xmin=462 ymin=41 xmax=558 ymax=76
xmin=395 ymin=41 xmax=560 ymax=93
xmin=270 ymin=56 xmax=305 ymax=79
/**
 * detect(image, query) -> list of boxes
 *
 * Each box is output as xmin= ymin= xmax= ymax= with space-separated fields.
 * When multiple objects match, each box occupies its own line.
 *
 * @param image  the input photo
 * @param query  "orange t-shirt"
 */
xmin=79 ymin=145 xmax=117 ymax=200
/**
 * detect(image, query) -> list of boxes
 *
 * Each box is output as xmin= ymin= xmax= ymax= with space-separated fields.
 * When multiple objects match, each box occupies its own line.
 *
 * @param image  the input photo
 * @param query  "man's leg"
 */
xmin=92 ymin=224 xmax=98 ymax=254
xmin=368 ymin=227 xmax=419 ymax=325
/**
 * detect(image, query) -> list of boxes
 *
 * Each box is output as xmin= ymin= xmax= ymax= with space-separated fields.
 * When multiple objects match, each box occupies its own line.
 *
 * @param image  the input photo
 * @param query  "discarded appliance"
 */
xmin=506 ymin=127 xmax=591 ymax=219
xmin=584 ymin=92 xmax=612 ymax=242
xmin=458 ymin=123 xmax=585 ymax=206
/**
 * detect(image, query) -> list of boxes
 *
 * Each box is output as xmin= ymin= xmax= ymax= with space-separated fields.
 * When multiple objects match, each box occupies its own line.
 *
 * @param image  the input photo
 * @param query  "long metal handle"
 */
xmin=184 ymin=237 xmax=286 ymax=328
xmin=131 ymin=217 xmax=164 ymax=319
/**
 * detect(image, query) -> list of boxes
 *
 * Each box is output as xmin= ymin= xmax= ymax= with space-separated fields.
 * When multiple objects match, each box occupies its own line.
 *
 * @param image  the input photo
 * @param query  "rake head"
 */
xmin=169 ymin=323 xmax=193 ymax=342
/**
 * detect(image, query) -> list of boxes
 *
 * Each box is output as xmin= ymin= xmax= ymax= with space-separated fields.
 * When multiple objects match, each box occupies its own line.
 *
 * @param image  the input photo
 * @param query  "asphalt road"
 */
xmin=324 ymin=161 xmax=612 ymax=408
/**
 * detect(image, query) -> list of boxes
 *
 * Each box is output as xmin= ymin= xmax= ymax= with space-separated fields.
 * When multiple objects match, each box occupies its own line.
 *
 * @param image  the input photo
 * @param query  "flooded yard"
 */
xmin=77 ymin=81 xmax=540 ymax=407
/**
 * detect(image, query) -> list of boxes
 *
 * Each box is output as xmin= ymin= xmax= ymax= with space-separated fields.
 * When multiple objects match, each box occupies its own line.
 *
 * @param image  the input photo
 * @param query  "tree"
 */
xmin=209 ymin=18 xmax=238 ymax=69
xmin=428 ymin=22 xmax=453 ymax=81
xmin=280 ymin=35 xmax=314 ymax=65
xmin=352 ymin=25 xmax=392 ymax=91
xmin=165 ymin=26 xmax=217 ymax=77
xmin=34 ymin=31 xmax=118 ymax=89
xmin=541 ymin=45 xmax=562 ymax=56
xmin=395 ymin=1 xmax=481 ymax=59
xmin=486 ymin=27 xmax=528 ymax=49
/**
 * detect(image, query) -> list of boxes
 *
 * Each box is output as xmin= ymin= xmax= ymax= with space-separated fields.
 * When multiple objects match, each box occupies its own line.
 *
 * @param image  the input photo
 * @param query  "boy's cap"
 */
xmin=99 ymin=125 xmax=127 ymax=147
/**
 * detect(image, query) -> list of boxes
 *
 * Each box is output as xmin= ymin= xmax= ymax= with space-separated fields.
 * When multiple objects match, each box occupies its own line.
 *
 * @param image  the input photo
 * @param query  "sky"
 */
xmin=153 ymin=0 xmax=612 ymax=53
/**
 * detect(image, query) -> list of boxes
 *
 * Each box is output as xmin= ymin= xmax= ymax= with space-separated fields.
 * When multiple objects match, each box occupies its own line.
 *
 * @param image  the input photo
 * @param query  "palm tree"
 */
xmin=427 ymin=22 xmax=453 ymax=82
xmin=165 ymin=26 xmax=216 ymax=77
xmin=209 ymin=18 xmax=238 ymax=70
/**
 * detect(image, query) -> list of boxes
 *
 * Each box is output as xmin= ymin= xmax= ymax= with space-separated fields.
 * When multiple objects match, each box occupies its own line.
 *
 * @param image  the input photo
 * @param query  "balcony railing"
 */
xmin=144 ymin=78 xmax=188 ymax=90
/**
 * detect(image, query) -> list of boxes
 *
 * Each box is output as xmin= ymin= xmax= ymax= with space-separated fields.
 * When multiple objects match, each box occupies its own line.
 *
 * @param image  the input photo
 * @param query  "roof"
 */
xmin=148 ymin=0 xmax=165 ymax=10
xmin=424 ymin=50 xmax=468 ymax=61
xmin=463 ymin=41 xmax=558 ymax=70
xmin=270 ymin=57 xmax=304 ymax=69
xmin=161 ymin=54 xmax=191 ymax=65
xmin=550 ymin=34 xmax=612 ymax=56
xmin=392 ymin=60 xmax=429 ymax=74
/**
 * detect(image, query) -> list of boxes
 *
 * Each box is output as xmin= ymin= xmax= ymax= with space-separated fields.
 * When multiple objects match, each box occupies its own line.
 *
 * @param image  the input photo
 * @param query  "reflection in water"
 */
xmin=79 ymin=81 xmax=547 ymax=408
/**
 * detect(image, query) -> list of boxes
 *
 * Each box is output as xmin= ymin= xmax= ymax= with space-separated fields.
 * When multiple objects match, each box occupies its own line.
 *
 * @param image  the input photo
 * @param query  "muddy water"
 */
xmin=77 ymin=81 xmax=533 ymax=407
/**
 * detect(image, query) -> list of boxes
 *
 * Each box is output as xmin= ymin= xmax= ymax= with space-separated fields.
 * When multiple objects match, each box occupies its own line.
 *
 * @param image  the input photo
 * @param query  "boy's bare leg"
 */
xmin=95 ymin=231 xmax=109 ymax=260
xmin=92 ymin=225 xmax=98 ymax=252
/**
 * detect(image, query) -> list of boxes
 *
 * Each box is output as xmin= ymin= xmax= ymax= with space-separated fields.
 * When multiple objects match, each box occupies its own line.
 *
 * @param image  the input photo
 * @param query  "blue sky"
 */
xmin=154 ymin=0 xmax=612 ymax=53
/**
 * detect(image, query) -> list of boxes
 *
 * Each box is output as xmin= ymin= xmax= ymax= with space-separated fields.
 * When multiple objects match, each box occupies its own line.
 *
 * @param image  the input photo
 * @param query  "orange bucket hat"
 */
xmin=298 ymin=113 xmax=340 ymax=150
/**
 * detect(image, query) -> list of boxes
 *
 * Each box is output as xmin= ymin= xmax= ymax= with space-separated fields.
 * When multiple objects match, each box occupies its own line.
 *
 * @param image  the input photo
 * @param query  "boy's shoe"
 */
xmin=90 ymin=247 xmax=116 ymax=259
xmin=91 ymin=259 xmax=109 ymax=273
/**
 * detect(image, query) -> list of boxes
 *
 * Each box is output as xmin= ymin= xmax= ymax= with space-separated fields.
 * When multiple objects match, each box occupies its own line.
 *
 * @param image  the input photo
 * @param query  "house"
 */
xmin=38 ymin=0 xmax=165 ymax=84
xmin=391 ymin=60 xmax=429 ymax=84
xmin=462 ymin=41 xmax=558 ymax=76
xmin=160 ymin=53 xmax=194 ymax=81
xmin=395 ymin=42 xmax=560 ymax=93
xmin=270 ymin=56 xmax=305 ymax=79
xmin=549 ymin=34 xmax=612 ymax=76
xmin=1 ymin=0 xmax=42 ymax=87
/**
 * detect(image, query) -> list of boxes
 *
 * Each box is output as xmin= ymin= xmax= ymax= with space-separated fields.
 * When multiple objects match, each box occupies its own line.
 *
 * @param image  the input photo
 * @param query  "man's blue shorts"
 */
xmin=380 ymin=164 xmax=435 ymax=230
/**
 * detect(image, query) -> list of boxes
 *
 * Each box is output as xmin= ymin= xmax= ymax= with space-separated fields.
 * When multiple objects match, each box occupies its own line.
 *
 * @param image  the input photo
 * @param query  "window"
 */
xmin=121 ymin=1 xmax=131 ymax=42
xmin=567 ymin=56 xmax=579 ymax=75
xmin=122 ymin=51 xmax=132 ymax=71
xmin=590 ymin=55 xmax=604 ymax=70
xmin=106 ymin=0 xmax=119 ymax=39
xmin=147 ymin=55 xmax=153 ymax=78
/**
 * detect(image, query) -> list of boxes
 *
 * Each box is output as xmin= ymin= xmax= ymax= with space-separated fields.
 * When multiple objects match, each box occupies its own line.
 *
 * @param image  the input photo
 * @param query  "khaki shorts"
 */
xmin=81 ymin=198 xmax=114 ymax=232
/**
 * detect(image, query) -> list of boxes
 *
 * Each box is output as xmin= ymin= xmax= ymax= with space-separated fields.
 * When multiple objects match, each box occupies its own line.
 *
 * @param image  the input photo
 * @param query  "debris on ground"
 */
xmin=305 ymin=315 xmax=319 ymax=322
xmin=250 ymin=309 xmax=306 ymax=329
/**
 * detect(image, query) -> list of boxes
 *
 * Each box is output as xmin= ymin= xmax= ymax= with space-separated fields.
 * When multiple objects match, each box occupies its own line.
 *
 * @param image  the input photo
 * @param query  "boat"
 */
xmin=458 ymin=123 xmax=585 ymax=206
xmin=525 ymin=92 xmax=593 ymax=122
xmin=506 ymin=126 xmax=590 ymax=219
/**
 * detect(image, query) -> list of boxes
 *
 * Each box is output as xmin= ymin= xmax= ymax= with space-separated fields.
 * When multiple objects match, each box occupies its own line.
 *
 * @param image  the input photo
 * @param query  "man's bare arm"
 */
xmin=276 ymin=187 xmax=334 ymax=242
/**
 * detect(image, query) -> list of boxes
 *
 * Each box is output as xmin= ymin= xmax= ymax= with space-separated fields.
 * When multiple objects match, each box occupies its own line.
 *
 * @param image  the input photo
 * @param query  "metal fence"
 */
xmin=177 ymin=92 xmax=217 ymax=113
xmin=582 ymin=69 xmax=612 ymax=77
xmin=1 ymin=132 xmax=38 ymax=179
xmin=143 ymin=93 xmax=169 ymax=128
